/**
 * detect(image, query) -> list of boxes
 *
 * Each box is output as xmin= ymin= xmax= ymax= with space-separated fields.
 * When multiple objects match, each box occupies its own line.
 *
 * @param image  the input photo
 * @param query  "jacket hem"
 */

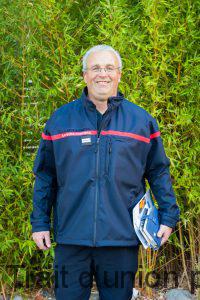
xmin=55 ymin=237 xmax=139 ymax=247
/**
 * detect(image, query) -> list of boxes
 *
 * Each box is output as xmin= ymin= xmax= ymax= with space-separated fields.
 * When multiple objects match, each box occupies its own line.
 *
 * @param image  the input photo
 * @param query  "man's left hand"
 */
xmin=157 ymin=224 xmax=173 ymax=246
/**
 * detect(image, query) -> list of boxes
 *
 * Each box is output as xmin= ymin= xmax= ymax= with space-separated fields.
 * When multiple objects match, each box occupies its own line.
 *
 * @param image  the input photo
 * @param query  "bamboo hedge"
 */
xmin=0 ymin=0 xmax=199 ymax=297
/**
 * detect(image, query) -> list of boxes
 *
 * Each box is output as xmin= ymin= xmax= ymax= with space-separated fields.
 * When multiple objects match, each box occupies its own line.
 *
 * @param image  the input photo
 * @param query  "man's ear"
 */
xmin=118 ymin=72 xmax=122 ymax=82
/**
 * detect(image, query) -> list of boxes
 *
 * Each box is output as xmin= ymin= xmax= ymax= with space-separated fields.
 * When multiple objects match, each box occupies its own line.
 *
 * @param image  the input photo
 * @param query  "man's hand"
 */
xmin=157 ymin=224 xmax=173 ymax=246
xmin=32 ymin=231 xmax=51 ymax=250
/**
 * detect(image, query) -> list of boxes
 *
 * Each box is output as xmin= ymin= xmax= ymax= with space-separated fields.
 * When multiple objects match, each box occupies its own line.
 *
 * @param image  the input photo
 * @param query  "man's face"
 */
xmin=83 ymin=50 xmax=121 ymax=101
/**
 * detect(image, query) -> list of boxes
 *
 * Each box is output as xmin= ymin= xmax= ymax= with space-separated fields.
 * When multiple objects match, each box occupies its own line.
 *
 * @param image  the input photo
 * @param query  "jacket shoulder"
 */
xmin=122 ymin=99 xmax=154 ymax=122
xmin=52 ymin=98 xmax=81 ymax=117
xmin=45 ymin=98 xmax=81 ymax=128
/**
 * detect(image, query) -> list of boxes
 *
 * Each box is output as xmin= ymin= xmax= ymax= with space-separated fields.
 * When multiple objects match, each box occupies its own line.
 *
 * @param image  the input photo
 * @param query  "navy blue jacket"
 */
xmin=30 ymin=87 xmax=180 ymax=247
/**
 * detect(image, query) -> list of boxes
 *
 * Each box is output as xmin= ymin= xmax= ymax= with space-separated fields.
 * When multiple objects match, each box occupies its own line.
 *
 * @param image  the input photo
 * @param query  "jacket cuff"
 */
xmin=31 ymin=223 xmax=51 ymax=233
xmin=160 ymin=214 xmax=180 ymax=229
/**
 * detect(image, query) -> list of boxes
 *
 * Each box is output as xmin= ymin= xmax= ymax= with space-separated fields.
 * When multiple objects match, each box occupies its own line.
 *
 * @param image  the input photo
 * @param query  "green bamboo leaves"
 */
xmin=0 ymin=0 xmax=199 ymax=296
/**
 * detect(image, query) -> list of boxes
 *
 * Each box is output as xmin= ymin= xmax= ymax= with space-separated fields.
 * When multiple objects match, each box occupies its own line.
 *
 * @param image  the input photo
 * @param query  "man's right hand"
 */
xmin=32 ymin=231 xmax=51 ymax=250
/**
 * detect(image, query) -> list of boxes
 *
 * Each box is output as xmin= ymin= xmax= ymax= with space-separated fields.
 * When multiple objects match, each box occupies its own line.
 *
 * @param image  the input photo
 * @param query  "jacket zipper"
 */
xmin=93 ymin=134 xmax=100 ymax=246
xmin=93 ymin=109 xmax=109 ymax=246
xmin=106 ymin=138 xmax=112 ymax=175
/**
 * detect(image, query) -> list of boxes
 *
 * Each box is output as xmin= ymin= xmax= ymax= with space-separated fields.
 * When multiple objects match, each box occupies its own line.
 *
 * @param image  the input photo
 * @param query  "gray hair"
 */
xmin=82 ymin=45 xmax=122 ymax=72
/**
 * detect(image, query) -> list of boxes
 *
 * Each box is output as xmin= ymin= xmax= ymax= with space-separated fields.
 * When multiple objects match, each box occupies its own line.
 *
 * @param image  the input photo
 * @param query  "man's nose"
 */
xmin=100 ymin=68 xmax=107 ymax=74
xmin=98 ymin=69 xmax=108 ymax=76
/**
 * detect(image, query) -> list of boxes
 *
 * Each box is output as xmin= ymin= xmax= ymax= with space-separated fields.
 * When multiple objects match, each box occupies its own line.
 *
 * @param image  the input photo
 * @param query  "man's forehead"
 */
xmin=87 ymin=50 xmax=118 ymax=66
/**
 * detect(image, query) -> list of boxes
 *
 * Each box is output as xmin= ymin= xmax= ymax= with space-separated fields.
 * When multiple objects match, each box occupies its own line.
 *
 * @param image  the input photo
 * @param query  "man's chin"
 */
xmin=95 ymin=86 xmax=113 ymax=95
xmin=95 ymin=91 xmax=110 ymax=100
xmin=90 ymin=87 xmax=116 ymax=101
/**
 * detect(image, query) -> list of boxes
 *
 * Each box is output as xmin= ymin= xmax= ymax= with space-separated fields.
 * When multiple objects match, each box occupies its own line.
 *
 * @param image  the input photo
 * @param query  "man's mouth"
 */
xmin=96 ymin=81 xmax=111 ymax=84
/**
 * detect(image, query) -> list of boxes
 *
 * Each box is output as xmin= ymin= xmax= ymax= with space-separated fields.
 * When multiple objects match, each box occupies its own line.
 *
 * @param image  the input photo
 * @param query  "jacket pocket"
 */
xmin=105 ymin=138 xmax=112 ymax=176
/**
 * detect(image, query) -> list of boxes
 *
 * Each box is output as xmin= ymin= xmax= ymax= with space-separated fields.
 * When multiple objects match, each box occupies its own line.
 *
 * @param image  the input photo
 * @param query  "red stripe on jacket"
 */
xmin=150 ymin=131 xmax=161 ymax=139
xmin=42 ymin=130 xmax=160 ymax=143
xmin=42 ymin=130 xmax=98 ymax=141
xmin=101 ymin=130 xmax=150 ymax=143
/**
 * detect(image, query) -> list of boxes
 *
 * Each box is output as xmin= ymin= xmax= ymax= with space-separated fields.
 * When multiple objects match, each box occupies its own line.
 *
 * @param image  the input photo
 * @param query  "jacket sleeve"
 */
xmin=30 ymin=122 xmax=57 ymax=232
xmin=145 ymin=117 xmax=180 ymax=228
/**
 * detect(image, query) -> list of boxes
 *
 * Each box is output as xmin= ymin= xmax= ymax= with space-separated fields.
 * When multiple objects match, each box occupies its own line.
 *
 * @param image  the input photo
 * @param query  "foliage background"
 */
xmin=0 ymin=0 xmax=199 ymax=297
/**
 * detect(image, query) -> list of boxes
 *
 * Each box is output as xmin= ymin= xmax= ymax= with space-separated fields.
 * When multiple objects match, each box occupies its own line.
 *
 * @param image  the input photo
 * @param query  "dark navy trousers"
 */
xmin=54 ymin=244 xmax=139 ymax=300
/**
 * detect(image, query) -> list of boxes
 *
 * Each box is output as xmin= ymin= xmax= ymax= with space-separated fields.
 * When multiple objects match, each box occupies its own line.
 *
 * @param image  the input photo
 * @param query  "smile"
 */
xmin=96 ymin=81 xmax=111 ymax=84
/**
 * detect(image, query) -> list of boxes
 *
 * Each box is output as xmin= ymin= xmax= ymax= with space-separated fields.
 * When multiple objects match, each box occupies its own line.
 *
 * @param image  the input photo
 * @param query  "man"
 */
xmin=31 ymin=45 xmax=180 ymax=300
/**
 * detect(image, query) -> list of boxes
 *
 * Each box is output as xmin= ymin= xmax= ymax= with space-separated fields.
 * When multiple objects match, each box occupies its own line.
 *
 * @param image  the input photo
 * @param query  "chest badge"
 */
xmin=81 ymin=136 xmax=92 ymax=145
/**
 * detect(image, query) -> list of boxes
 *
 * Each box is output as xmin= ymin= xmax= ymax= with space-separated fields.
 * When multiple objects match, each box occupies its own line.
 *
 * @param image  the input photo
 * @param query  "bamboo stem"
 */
xmin=19 ymin=27 xmax=26 ymax=161
xmin=177 ymin=62 xmax=181 ymax=82
xmin=178 ymin=222 xmax=191 ymax=291
xmin=0 ymin=281 xmax=6 ymax=300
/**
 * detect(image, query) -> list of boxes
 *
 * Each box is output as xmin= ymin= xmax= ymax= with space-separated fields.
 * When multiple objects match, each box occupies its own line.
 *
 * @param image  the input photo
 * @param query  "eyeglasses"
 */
xmin=86 ymin=66 xmax=121 ymax=74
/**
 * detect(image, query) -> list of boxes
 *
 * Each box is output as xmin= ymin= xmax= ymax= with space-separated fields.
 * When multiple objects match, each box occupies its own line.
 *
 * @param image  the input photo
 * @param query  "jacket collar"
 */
xmin=81 ymin=86 xmax=124 ymax=113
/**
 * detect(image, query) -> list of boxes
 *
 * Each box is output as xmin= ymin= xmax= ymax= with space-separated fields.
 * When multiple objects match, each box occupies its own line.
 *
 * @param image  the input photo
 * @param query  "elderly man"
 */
xmin=31 ymin=45 xmax=180 ymax=300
